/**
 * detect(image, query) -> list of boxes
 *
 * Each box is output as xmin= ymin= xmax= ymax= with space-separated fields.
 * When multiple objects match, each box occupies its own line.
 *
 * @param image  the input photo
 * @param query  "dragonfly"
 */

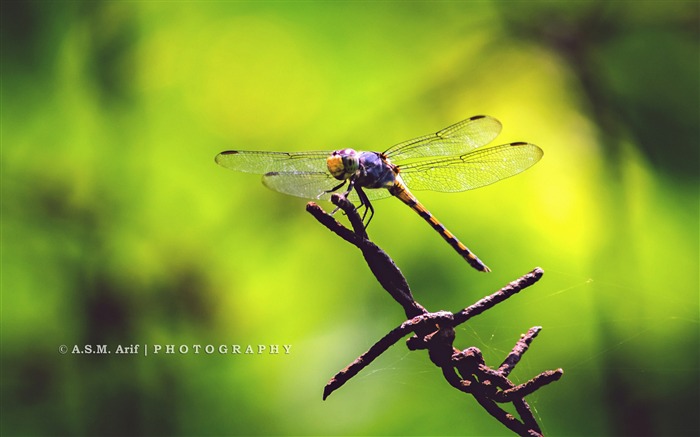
xmin=216 ymin=115 xmax=543 ymax=272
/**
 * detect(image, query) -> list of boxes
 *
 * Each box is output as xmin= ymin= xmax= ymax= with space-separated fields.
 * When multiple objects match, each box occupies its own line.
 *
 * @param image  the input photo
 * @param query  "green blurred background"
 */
xmin=2 ymin=1 xmax=698 ymax=436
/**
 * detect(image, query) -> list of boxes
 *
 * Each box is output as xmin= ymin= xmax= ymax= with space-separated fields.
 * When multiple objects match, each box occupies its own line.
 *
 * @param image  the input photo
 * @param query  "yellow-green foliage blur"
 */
xmin=2 ymin=1 xmax=698 ymax=436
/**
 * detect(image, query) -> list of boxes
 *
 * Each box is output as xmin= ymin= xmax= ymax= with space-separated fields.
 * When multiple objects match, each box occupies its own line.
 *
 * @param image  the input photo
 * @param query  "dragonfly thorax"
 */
xmin=327 ymin=148 xmax=360 ymax=181
xmin=355 ymin=151 xmax=399 ymax=189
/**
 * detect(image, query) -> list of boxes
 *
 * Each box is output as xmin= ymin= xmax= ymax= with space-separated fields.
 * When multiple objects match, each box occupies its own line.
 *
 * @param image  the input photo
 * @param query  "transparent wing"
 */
xmin=216 ymin=149 xmax=393 ymax=201
xmin=384 ymin=115 xmax=502 ymax=163
xmin=262 ymin=171 xmax=393 ymax=201
xmin=399 ymin=142 xmax=543 ymax=192
xmin=261 ymin=171 xmax=338 ymax=199
xmin=215 ymin=150 xmax=331 ymax=174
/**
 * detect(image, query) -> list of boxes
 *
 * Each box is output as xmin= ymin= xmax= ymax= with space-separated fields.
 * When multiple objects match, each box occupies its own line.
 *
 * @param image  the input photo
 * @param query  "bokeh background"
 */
xmin=2 ymin=1 xmax=698 ymax=436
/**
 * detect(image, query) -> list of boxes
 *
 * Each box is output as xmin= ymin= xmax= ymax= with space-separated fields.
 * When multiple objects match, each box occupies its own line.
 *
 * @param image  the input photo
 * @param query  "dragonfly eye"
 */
xmin=327 ymin=148 xmax=359 ymax=180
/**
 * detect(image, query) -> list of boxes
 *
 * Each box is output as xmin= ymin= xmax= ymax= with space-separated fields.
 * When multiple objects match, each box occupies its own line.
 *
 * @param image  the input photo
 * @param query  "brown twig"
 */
xmin=307 ymin=194 xmax=424 ymax=317
xmin=307 ymin=196 xmax=562 ymax=437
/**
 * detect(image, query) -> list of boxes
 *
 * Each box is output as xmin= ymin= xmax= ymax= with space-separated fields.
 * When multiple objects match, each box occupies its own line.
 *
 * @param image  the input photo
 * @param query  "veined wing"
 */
xmin=216 ymin=149 xmax=393 ymax=201
xmin=399 ymin=142 xmax=543 ymax=192
xmin=384 ymin=115 xmax=502 ymax=163
xmin=215 ymin=150 xmax=330 ymax=174
xmin=216 ymin=150 xmax=332 ymax=199
xmin=262 ymin=171 xmax=393 ymax=202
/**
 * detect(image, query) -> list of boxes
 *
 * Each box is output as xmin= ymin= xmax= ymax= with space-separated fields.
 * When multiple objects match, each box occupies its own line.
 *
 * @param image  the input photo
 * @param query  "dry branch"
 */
xmin=307 ymin=194 xmax=562 ymax=437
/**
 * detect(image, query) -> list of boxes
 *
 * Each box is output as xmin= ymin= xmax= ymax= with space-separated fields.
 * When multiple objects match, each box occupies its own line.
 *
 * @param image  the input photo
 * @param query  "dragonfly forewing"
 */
xmin=215 ymin=150 xmax=330 ymax=174
xmin=384 ymin=115 xmax=503 ymax=162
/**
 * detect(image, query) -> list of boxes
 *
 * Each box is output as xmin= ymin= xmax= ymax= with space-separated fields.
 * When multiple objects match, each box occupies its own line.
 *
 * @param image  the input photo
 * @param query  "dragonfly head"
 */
xmin=327 ymin=148 xmax=360 ymax=181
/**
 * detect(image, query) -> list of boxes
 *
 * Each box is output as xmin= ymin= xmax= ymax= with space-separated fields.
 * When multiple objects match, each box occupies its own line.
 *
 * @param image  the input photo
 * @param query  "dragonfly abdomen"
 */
xmin=389 ymin=182 xmax=491 ymax=272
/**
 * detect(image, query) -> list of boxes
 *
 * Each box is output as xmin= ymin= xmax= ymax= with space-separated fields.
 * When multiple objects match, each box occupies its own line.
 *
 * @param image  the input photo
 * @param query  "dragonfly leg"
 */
xmin=325 ymin=180 xmax=347 ymax=195
xmin=329 ymin=179 xmax=354 ymax=216
xmin=354 ymin=186 xmax=375 ymax=228
xmin=327 ymin=178 xmax=374 ymax=227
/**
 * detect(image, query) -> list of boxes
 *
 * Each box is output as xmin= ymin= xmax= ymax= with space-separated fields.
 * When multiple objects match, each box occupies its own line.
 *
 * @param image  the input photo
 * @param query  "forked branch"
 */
xmin=306 ymin=194 xmax=563 ymax=437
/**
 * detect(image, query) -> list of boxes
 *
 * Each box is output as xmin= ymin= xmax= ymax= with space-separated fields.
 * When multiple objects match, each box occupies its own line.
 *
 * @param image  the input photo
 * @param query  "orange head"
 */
xmin=327 ymin=148 xmax=360 ymax=181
